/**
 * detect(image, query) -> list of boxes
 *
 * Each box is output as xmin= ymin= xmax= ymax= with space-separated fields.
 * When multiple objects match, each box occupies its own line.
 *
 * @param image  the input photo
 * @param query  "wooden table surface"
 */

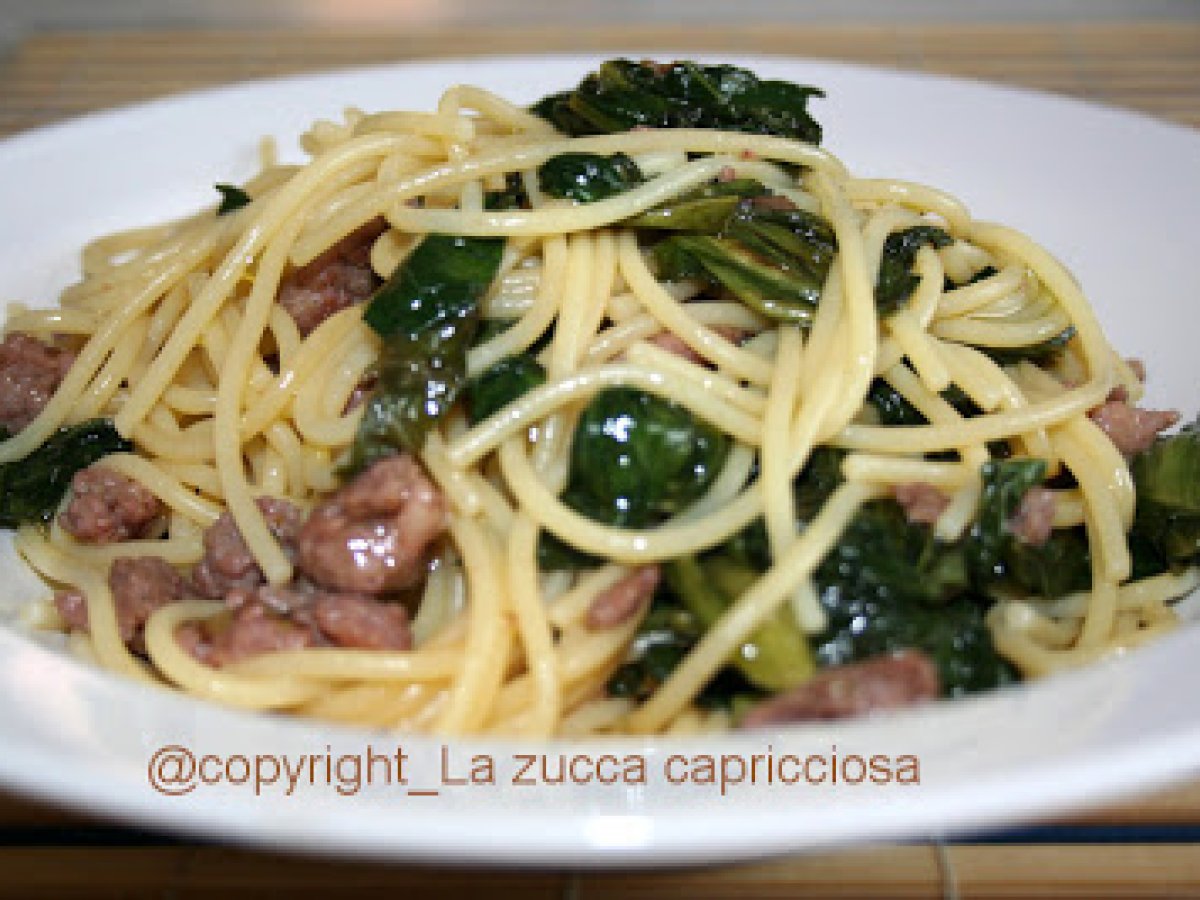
xmin=1 ymin=19 xmax=1199 ymax=899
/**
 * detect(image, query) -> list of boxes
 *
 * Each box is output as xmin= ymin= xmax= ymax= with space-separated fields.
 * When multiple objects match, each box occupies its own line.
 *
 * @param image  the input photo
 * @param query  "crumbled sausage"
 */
xmin=749 ymin=194 xmax=798 ymax=212
xmin=58 ymin=466 xmax=162 ymax=544
xmin=0 ymin=333 xmax=75 ymax=433
xmin=176 ymin=584 xmax=411 ymax=664
xmin=277 ymin=220 xmax=384 ymax=335
xmin=893 ymin=483 xmax=950 ymax=526
xmin=52 ymin=591 xmax=88 ymax=633
xmin=191 ymin=498 xmax=303 ymax=599
xmin=200 ymin=601 xmax=318 ymax=667
xmin=739 ymin=650 xmax=940 ymax=728
xmin=297 ymin=454 xmax=447 ymax=594
xmin=647 ymin=326 xmax=745 ymax=367
xmin=1007 ymin=486 xmax=1057 ymax=547
xmin=55 ymin=555 xmax=187 ymax=650
xmin=311 ymin=593 xmax=412 ymax=651
xmin=1089 ymin=400 xmax=1179 ymax=456
xmin=586 ymin=565 xmax=660 ymax=630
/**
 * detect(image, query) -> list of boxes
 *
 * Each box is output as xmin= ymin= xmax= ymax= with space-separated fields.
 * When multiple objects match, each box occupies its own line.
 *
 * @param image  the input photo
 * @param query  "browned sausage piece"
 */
xmin=204 ymin=601 xmax=317 ymax=667
xmin=1089 ymin=399 xmax=1179 ymax=457
xmin=176 ymin=587 xmax=411 ymax=664
xmin=191 ymin=498 xmax=303 ymax=599
xmin=893 ymin=483 xmax=950 ymax=526
xmin=739 ymin=650 xmax=940 ymax=729
xmin=55 ymin=556 xmax=187 ymax=650
xmin=585 ymin=565 xmax=660 ymax=630
xmin=52 ymin=591 xmax=88 ymax=633
xmin=1007 ymin=485 xmax=1057 ymax=547
xmin=297 ymin=454 xmax=447 ymax=594
xmin=58 ymin=466 xmax=163 ymax=544
xmin=0 ymin=333 xmax=75 ymax=433
xmin=311 ymin=593 xmax=412 ymax=651
xmin=277 ymin=220 xmax=384 ymax=335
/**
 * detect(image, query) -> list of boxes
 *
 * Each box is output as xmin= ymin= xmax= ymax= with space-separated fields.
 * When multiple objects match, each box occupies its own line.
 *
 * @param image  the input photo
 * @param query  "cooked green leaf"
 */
xmin=532 ymin=59 xmax=824 ymax=144
xmin=875 ymin=225 xmax=953 ymax=316
xmin=0 ymin=419 xmax=131 ymax=527
xmin=466 ymin=354 xmax=546 ymax=425
xmin=624 ymin=178 xmax=771 ymax=231
xmin=1130 ymin=417 xmax=1200 ymax=567
xmin=539 ymin=388 xmax=729 ymax=569
xmin=665 ymin=555 xmax=814 ymax=691
xmin=811 ymin=500 xmax=1010 ymax=696
xmin=537 ymin=152 xmax=644 ymax=203
xmin=214 ymin=183 xmax=252 ymax=215
xmin=965 ymin=458 xmax=1091 ymax=598
xmin=348 ymin=234 xmax=504 ymax=469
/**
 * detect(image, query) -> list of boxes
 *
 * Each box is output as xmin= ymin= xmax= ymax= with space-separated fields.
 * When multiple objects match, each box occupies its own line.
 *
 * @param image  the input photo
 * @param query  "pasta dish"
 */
xmin=2 ymin=60 xmax=1196 ymax=738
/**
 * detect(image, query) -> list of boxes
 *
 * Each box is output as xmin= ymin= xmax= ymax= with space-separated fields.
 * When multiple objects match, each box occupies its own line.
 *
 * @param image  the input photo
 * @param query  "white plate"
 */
xmin=0 ymin=54 xmax=1199 ymax=867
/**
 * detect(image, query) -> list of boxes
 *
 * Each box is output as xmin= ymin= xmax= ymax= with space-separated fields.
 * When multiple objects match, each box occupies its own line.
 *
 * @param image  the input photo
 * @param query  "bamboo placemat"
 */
xmin=1 ymin=21 xmax=1200 ymax=899
xmin=1 ymin=21 xmax=1199 ymax=137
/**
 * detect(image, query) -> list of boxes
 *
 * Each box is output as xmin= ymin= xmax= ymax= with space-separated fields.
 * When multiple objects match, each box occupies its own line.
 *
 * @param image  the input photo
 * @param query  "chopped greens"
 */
xmin=625 ymin=178 xmax=772 ymax=231
xmin=964 ymin=459 xmax=1091 ymax=598
xmin=532 ymin=59 xmax=824 ymax=144
xmin=539 ymin=388 xmax=728 ymax=569
xmin=347 ymin=233 xmax=504 ymax=470
xmin=635 ymin=189 xmax=944 ymax=325
xmin=537 ymin=152 xmax=644 ymax=203
xmin=484 ymin=173 xmax=529 ymax=211
xmin=874 ymin=225 xmax=953 ymax=316
xmin=466 ymin=353 xmax=546 ymax=425
xmin=651 ymin=203 xmax=838 ymax=326
xmin=666 ymin=555 xmax=814 ymax=691
xmin=1130 ymin=417 xmax=1200 ymax=568
xmin=981 ymin=326 xmax=1077 ymax=365
xmin=0 ymin=419 xmax=131 ymax=527
xmin=214 ymin=183 xmax=252 ymax=215
xmin=811 ymin=499 xmax=1013 ymax=696
xmin=563 ymin=387 xmax=728 ymax=529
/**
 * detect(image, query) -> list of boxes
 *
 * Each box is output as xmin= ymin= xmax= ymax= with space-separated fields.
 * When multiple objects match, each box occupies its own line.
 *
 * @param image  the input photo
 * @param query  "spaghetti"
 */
xmin=3 ymin=62 xmax=1192 ymax=738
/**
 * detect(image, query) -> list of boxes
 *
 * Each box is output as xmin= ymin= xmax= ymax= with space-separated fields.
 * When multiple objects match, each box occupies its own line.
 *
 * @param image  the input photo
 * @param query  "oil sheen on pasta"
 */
xmin=3 ymin=60 xmax=1196 ymax=739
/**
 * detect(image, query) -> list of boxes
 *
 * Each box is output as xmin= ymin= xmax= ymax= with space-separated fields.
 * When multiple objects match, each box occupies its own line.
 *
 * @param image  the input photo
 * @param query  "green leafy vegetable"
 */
xmin=624 ymin=178 xmax=771 ymax=231
xmin=539 ymin=388 xmax=729 ymax=569
xmin=665 ymin=555 xmax=814 ymax=691
xmin=964 ymin=458 xmax=1091 ymax=598
xmin=348 ymin=234 xmax=504 ymax=470
xmin=645 ymin=200 xmax=943 ymax=325
xmin=866 ymin=377 xmax=927 ymax=427
xmin=606 ymin=597 xmax=699 ymax=701
xmin=1130 ymin=418 xmax=1200 ymax=567
xmin=608 ymin=587 xmax=764 ymax=707
xmin=719 ymin=446 xmax=846 ymax=572
xmin=484 ymin=173 xmax=529 ymax=211
xmin=981 ymin=326 xmax=1076 ymax=365
xmin=361 ymin=233 xmax=503 ymax=339
xmin=967 ymin=458 xmax=1048 ymax=583
xmin=874 ymin=225 xmax=953 ymax=316
xmin=466 ymin=354 xmax=546 ymax=425
xmin=566 ymin=387 xmax=728 ymax=528
xmin=653 ymin=205 xmax=837 ymax=325
xmin=945 ymin=264 xmax=999 ymax=291
xmin=532 ymin=59 xmax=824 ymax=144
xmin=812 ymin=500 xmax=1012 ymax=696
xmin=719 ymin=446 xmax=1013 ymax=696
xmin=537 ymin=152 xmax=644 ymax=203
xmin=0 ymin=419 xmax=131 ymax=527
xmin=214 ymin=183 xmax=252 ymax=215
